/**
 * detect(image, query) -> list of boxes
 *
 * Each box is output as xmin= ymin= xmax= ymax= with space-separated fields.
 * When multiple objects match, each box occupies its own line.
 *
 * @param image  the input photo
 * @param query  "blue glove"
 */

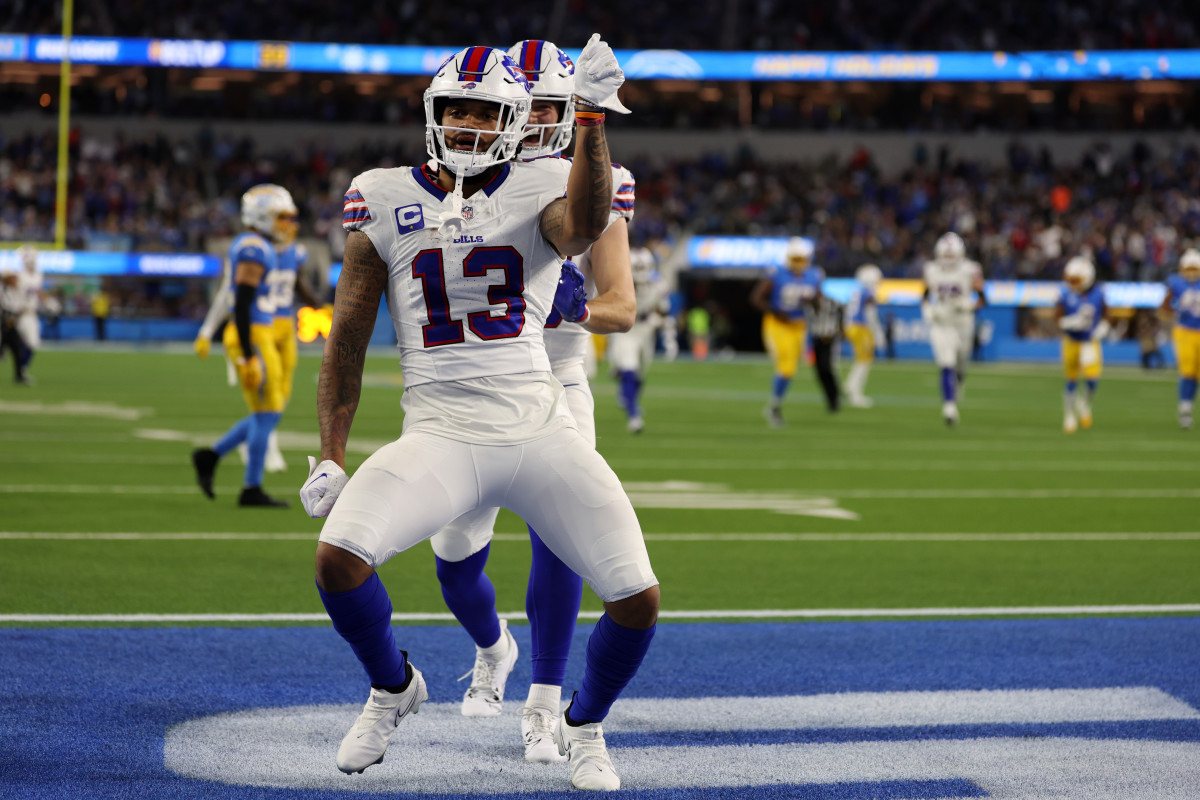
xmin=553 ymin=259 xmax=590 ymax=324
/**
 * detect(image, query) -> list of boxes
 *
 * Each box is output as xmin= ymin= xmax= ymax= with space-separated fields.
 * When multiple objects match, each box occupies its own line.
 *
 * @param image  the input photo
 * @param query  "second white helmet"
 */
xmin=424 ymin=46 xmax=532 ymax=177
xmin=507 ymin=39 xmax=576 ymax=159
xmin=1181 ymin=248 xmax=1200 ymax=278
xmin=855 ymin=263 xmax=883 ymax=289
xmin=934 ymin=232 xmax=966 ymax=262
xmin=1064 ymin=256 xmax=1096 ymax=291
xmin=241 ymin=184 xmax=298 ymax=245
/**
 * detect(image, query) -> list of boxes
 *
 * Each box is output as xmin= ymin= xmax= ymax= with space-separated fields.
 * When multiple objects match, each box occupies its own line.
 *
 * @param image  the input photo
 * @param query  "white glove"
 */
xmin=300 ymin=456 xmax=348 ymax=518
xmin=1092 ymin=319 xmax=1112 ymax=341
xmin=573 ymin=33 xmax=630 ymax=113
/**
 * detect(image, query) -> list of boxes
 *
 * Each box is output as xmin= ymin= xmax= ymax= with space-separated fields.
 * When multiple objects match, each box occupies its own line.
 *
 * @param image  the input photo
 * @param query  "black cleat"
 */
xmin=238 ymin=486 xmax=290 ymax=508
xmin=191 ymin=447 xmax=218 ymax=499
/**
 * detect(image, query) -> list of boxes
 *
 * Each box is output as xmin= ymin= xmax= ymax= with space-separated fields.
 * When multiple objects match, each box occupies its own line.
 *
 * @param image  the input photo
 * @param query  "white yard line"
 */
xmin=3 ymin=604 xmax=1199 ymax=624
xmin=3 ymin=531 xmax=1199 ymax=542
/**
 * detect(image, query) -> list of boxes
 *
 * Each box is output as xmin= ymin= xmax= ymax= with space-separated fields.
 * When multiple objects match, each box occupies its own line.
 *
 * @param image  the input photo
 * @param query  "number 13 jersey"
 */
xmin=343 ymin=158 xmax=577 ymax=444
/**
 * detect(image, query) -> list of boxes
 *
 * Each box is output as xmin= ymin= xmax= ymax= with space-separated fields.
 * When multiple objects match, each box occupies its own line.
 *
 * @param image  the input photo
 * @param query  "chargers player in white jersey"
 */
xmin=843 ymin=263 xmax=882 ymax=407
xmin=190 ymin=184 xmax=297 ymax=507
xmin=424 ymin=38 xmax=640 ymax=768
xmin=299 ymin=38 xmax=658 ymax=792
xmin=922 ymin=232 xmax=985 ymax=426
xmin=1161 ymin=249 xmax=1200 ymax=429
xmin=609 ymin=247 xmax=672 ymax=433
xmin=1056 ymin=256 xmax=1110 ymax=433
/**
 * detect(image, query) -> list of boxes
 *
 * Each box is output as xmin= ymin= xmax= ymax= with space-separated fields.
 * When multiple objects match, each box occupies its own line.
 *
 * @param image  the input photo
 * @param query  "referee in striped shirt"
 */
xmin=805 ymin=288 xmax=843 ymax=412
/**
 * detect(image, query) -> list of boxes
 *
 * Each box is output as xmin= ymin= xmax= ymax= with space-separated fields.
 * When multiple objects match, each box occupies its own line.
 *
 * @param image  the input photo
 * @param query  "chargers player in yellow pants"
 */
xmin=1162 ymin=248 xmax=1200 ymax=429
xmin=1055 ymin=257 xmax=1109 ymax=433
xmin=844 ymin=263 xmax=882 ymax=407
xmin=751 ymin=237 xmax=823 ymax=427
xmin=191 ymin=184 xmax=298 ymax=507
xmin=268 ymin=241 xmax=324 ymax=469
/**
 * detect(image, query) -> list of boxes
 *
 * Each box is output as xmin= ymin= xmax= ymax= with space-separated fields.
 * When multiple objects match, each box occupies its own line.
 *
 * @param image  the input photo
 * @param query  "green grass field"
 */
xmin=2 ymin=347 xmax=1198 ymax=621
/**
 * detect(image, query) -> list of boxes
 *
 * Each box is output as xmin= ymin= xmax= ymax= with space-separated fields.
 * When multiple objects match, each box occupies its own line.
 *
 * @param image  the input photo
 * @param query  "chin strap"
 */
xmin=438 ymin=169 xmax=468 ymax=238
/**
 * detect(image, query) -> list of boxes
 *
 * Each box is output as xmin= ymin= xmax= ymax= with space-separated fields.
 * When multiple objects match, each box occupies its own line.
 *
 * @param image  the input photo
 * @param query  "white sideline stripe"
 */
xmin=5 ymin=604 xmax=1200 ymax=623
xmin=606 ymin=687 xmax=1200 ymax=730
xmin=5 ymin=485 xmax=1200 ymax=499
xmin=3 ymin=531 xmax=1200 ymax=542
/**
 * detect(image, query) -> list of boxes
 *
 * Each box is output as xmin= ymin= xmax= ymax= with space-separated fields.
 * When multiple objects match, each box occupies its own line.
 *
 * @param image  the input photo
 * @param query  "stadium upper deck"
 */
xmin=8 ymin=0 xmax=1199 ymax=51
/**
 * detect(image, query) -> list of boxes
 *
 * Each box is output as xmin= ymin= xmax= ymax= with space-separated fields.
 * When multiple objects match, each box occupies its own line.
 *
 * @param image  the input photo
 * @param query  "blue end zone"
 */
xmin=0 ymin=617 xmax=1197 ymax=799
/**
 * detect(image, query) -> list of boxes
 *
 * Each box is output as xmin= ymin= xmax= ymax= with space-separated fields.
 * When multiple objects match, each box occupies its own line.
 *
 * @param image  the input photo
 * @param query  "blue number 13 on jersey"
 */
xmin=411 ymin=246 xmax=527 ymax=348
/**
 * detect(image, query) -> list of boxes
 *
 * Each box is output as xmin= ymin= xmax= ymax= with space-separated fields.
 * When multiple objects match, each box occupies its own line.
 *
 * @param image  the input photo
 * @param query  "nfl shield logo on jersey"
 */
xmin=461 ymin=206 xmax=474 ymax=221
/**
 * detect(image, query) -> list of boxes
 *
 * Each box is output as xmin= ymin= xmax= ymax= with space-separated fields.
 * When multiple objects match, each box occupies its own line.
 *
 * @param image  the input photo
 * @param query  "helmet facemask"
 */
xmin=425 ymin=95 xmax=528 ymax=178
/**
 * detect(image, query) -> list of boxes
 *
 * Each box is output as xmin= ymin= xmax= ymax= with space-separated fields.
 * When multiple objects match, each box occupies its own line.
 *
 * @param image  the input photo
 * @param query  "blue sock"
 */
xmin=1086 ymin=379 xmax=1098 ymax=398
xmin=317 ymin=572 xmax=407 ymax=689
xmin=213 ymin=415 xmax=255 ymax=457
xmin=526 ymin=526 xmax=583 ymax=687
xmin=1181 ymin=378 xmax=1197 ymax=402
xmin=771 ymin=375 xmax=790 ymax=403
xmin=434 ymin=545 xmax=500 ymax=649
xmin=940 ymin=368 xmax=956 ymax=402
xmin=243 ymin=411 xmax=280 ymax=487
xmin=619 ymin=370 xmax=641 ymax=418
xmin=570 ymin=615 xmax=655 ymax=724
xmin=1065 ymin=380 xmax=1077 ymax=393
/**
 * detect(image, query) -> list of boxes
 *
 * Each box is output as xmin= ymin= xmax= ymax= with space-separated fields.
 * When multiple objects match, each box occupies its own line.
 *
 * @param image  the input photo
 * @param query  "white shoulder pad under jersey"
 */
xmin=343 ymin=160 xmax=570 ymax=387
xmin=545 ymin=162 xmax=636 ymax=370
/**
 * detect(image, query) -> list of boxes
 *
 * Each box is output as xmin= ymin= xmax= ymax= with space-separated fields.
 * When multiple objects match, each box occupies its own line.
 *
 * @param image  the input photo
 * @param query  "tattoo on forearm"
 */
xmin=584 ymin=127 xmax=612 ymax=233
xmin=317 ymin=232 xmax=387 ymax=460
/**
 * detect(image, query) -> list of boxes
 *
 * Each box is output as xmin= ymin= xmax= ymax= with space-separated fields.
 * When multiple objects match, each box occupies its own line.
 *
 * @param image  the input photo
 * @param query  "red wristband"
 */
xmin=575 ymin=110 xmax=606 ymax=127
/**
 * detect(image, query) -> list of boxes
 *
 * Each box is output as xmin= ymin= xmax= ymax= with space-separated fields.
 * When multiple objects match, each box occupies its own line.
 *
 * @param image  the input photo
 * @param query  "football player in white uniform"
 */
xmin=300 ymin=38 xmax=657 ymax=792
xmin=427 ymin=37 xmax=640 ymax=766
xmin=922 ymin=232 xmax=985 ymax=425
xmin=11 ymin=246 xmax=44 ymax=383
xmin=843 ymin=263 xmax=882 ymax=407
xmin=609 ymin=247 xmax=671 ymax=433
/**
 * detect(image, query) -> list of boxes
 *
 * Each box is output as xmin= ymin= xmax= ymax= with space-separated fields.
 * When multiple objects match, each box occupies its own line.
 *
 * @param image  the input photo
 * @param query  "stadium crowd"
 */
xmin=4 ymin=128 xmax=1198 ymax=306
xmin=8 ymin=0 xmax=1199 ymax=51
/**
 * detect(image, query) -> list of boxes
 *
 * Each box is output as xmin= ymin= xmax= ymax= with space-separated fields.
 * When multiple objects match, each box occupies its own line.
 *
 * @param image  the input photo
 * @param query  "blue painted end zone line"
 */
xmin=0 ymin=617 xmax=1197 ymax=799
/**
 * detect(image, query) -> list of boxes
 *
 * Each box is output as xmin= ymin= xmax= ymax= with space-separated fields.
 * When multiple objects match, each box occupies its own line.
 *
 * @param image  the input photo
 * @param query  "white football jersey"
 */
xmin=923 ymin=258 xmax=981 ymax=323
xmin=345 ymin=159 xmax=573 ymax=387
xmin=543 ymin=163 xmax=635 ymax=370
xmin=14 ymin=269 xmax=42 ymax=315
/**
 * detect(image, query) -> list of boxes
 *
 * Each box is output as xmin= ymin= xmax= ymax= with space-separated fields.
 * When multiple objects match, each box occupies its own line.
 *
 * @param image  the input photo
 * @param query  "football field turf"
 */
xmin=1 ymin=348 xmax=1198 ymax=619
xmin=2 ymin=348 xmax=1199 ymax=799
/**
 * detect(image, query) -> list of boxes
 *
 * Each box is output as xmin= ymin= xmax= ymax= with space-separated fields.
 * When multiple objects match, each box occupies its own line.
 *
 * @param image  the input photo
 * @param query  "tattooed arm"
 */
xmin=540 ymin=122 xmax=613 ymax=257
xmin=317 ymin=231 xmax=388 ymax=467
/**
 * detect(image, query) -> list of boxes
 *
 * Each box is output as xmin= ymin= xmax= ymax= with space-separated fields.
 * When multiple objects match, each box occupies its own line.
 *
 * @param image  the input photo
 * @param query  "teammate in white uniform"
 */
xmin=922 ymin=232 xmax=985 ymax=426
xmin=609 ymin=247 xmax=671 ymax=433
xmin=9 ymin=246 xmax=44 ymax=383
xmin=425 ymin=38 xmax=640 ymax=767
xmin=299 ymin=39 xmax=657 ymax=792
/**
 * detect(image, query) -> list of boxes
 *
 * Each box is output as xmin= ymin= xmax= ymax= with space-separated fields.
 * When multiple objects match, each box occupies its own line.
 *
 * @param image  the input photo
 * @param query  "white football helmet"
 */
xmin=855 ymin=263 xmax=882 ymax=289
xmin=240 ymin=184 xmax=298 ymax=245
xmin=424 ymin=46 xmax=532 ymax=177
xmin=1063 ymin=256 xmax=1096 ymax=292
xmin=630 ymin=247 xmax=656 ymax=284
xmin=18 ymin=244 xmax=38 ymax=273
xmin=934 ymin=232 xmax=966 ymax=262
xmin=507 ymin=39 xmax=576 ymax=159
xmin=785 ymin=237 xmax=813 ymax=273
xmin=1180 ymin=248 xmax=1200 ymax=280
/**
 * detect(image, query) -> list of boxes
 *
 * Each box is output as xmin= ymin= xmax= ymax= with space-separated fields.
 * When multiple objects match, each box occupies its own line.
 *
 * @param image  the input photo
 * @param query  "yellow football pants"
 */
xmin=223 ymin=323 xmax=286 ymax=413
xmin=762 ymin=314 xmax=806 ymax=378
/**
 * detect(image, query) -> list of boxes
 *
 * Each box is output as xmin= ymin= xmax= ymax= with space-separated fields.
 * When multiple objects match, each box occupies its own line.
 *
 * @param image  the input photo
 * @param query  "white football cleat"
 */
xmin=554 ymin=705 xmax=620 ymax=791
xmin=626 ymin=415 xmax=644 ymax=434
xmin=265 ymin=448 xmax=288 ymax=473
xmin=1076 ymin=396 xmax=1093 ymax=430
xmin=336 ymin=663 xmax=428 ymax=774
xmin=1181 ymin=403 xmax=1194 ymax=431
xmin=460 ymin=620 xmax=518 ymax=717
xmin=848 ymin=394 xmax=873 ymax=408
xmin=520 ymin=706 xmax=567 ymax=763
xmin=942 ymin=401 xmax=959 ymax=427
xmin=1063 ymin=412 xmax=1078 ymax=434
